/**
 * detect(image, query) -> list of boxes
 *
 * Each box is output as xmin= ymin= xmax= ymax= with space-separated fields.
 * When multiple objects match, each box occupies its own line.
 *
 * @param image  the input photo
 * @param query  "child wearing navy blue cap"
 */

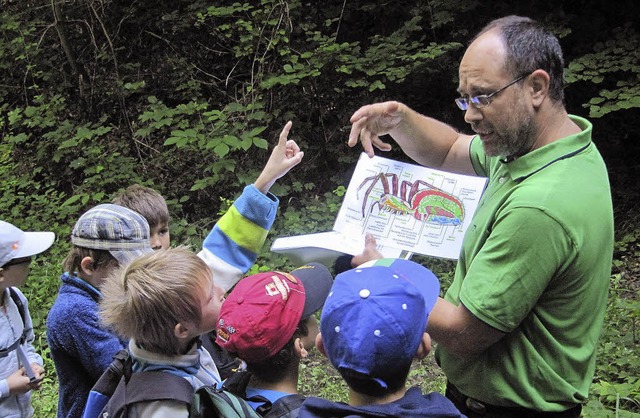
xmin=299 ymin=258 xmax=465 ymax=418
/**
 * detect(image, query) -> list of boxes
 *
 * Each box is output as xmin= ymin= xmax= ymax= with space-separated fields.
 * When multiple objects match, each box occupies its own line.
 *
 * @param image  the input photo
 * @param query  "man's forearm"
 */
xmin=390 ymin=104 xmax=463 ymax=168
xmin=427 ymin=298 xmax=505 ymax=358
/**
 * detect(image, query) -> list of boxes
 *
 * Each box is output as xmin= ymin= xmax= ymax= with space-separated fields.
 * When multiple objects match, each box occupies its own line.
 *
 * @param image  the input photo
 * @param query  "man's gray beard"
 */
xmin=491 ymin=112 xmax=537 ymax=160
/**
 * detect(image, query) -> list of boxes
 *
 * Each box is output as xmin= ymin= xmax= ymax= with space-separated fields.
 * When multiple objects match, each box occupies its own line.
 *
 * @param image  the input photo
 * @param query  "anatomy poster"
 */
xmin=334 ymin=153 xmax=488 ymax=259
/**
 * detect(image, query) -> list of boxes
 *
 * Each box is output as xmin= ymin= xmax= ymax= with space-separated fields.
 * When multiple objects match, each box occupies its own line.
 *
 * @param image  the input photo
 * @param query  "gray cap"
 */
xmin=71 ymin=204 xmax=153 ymax=265
xmin=0 ymin=221 xmax=55 ymax=267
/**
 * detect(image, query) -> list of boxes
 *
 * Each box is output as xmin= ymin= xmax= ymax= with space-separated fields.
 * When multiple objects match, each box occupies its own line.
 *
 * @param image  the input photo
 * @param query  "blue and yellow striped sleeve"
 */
xmin=198 ymin=185 xmax=279 ymax=292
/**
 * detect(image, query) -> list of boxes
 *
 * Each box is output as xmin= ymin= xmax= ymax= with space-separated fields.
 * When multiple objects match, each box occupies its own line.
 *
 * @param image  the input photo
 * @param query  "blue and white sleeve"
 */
xmin=198 ymin=185 xmax=279 ymax=292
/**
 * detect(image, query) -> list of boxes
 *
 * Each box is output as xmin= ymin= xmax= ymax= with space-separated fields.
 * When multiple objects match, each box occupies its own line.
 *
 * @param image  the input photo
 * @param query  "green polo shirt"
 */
xmin=434 ymin=115 xmax=614 ymax=411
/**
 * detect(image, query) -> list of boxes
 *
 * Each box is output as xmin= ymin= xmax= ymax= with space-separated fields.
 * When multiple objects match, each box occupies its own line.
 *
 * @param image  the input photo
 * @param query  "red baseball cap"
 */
xmin=216 ymin=263 xmax=333 ymax=362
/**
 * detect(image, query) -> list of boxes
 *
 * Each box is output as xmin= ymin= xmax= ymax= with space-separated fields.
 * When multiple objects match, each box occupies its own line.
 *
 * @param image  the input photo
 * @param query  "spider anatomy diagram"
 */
xmin=357 ymin=173 xmax=465 ymax=226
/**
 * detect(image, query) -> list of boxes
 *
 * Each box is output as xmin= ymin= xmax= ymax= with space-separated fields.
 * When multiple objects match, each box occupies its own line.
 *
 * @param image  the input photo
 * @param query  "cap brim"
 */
xmin=14 ymin=232 xmax=55 ymax=259
xmin=291 ymin=262 xmax=334 ymax=319
xmin=359 ymin=258 xmax=440 ymax=312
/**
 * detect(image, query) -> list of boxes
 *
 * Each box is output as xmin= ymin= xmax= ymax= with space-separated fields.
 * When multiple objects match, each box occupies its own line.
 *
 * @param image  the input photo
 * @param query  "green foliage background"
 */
xmin=1 ymin=0 xmax=638 ymax=416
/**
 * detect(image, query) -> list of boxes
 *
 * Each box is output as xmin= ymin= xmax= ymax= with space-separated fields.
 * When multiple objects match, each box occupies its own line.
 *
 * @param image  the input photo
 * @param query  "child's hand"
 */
xmin=29 ymin=363 xmax=45 ymax=391
xmin=351 ymin=233 xmax=384 ymax=267
xmin=254 ymin=121 xmax=304 ymax=194
xmin=7 ymin=368 xmax=35 ymax=395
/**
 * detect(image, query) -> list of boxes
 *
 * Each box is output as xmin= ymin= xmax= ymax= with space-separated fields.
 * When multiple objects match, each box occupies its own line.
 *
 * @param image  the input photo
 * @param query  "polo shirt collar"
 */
xmin=503 ymin=115 xmax=592 ymax=182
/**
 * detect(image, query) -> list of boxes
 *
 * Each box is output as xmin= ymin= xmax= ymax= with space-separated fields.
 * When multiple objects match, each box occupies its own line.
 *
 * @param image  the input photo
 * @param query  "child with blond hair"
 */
xmin=50 ymin=121 xmax=304 ymax=418
xmin=113 ymin=121 xmax=304 ymax=379
xmin=99 ymin=247 xmax=225 ymax=417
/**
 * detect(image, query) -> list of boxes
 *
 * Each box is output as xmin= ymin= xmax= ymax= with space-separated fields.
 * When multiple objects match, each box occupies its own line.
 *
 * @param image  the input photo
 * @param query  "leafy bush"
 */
xmin=2 ymin=1 xmax=639 ymax=416
xmin=590 ymin=228 xmax=640 ymax=413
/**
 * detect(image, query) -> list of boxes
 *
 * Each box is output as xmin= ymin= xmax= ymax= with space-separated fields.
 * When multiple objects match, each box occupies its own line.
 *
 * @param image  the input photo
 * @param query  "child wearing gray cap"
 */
xmin=0 ymin=220 xmax=55 ymax=418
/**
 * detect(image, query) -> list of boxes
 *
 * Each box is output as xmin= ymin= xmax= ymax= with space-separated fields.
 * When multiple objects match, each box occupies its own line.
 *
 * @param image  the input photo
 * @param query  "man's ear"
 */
xmin=415 ymin=332 xmax=432 ymax=360
xmin=528 ymin=69 xmax=550 ymax=107
xmin=174 ymin=322 xmax=191 ymax=340
xmin=0 ymin=268 xmax=5 ymax=281
xmin=315 ymin=333 xmax=328 ymax=358
xmin=80 ymin=256 xmax=95 ymax=275
xmin=293 ymin=337 xmax=309 ymax=359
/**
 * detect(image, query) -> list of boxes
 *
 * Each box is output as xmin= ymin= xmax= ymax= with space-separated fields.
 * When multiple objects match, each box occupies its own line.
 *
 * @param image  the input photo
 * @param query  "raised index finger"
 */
xmin=278 ymin=121 xmax=293 ymax=148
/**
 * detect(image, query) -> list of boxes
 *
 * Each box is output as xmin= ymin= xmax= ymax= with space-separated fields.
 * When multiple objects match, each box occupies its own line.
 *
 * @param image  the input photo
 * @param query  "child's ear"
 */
xmin=315 ymin=333 xmax=328 ymax=358
xmin=415 ymin=332 xmax=432 ymax=360
xmin=174 ymin=323 xmax=191 ymax=340
xmin=293 ymin=338 xmax=308 ymax=359
xmin=80 ymin=256 xmax=95 ymax=275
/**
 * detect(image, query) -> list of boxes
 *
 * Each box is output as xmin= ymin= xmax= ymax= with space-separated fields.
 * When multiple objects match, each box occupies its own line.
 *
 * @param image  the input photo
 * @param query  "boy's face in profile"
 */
xmin=189 ymin=275 xmax=226 ymax=338
xmin=0 ymin=257 xmax=32 ymax=288
xmin=150 ymin=222 xmax=170 ymax=250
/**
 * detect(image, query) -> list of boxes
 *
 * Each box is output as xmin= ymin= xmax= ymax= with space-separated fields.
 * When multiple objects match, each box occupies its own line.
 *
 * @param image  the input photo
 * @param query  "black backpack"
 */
xmin=201 ymin=330 xmax=244 ymax=380
xmin=82 ymin=349 xmax=262 ymax=418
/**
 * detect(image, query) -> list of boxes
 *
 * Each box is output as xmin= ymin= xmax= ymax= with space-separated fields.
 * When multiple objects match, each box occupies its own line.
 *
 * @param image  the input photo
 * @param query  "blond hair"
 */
xmin=99 ymin=246 xmax=211 ymax=355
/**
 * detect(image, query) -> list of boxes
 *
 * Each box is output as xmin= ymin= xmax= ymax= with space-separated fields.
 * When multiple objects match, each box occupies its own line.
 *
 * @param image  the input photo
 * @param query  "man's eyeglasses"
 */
xmin=455 ymin=74 xmax=529 ymax=111
xmin=3 ymin=257 xmax=32 ymax=268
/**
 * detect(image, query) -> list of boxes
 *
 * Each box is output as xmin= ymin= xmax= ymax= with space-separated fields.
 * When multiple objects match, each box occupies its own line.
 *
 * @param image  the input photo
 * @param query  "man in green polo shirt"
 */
xmin=346 ymin=15 xmax=613 ymax=418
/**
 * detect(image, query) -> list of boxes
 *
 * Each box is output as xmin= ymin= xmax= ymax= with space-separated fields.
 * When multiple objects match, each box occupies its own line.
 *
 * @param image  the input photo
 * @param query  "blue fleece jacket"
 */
xmin=46 ymin=273 xmax=126 ymax=418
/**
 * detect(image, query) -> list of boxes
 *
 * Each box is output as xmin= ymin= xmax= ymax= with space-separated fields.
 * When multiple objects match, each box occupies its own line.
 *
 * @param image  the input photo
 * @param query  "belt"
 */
xmin=445 ymin=382 xmax=582 ymax=418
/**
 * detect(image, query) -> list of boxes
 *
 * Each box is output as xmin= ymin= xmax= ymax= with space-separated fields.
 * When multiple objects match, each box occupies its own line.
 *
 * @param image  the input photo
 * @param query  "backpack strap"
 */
xmin=0 ymin=288 xmax=36 ymax=382
xmin=9 ymin=287 xmax=27 ymax=343
xmin=0 ymin=338 xmax=21 ymax=358
xmin=222 ymin=370 xmax=273 ymax=414
xmin=191 ymin=385 xmax=262 ymax=418
xmin=222 ymin=370 xmax=253 ymax=398
xmin=0 ymin=288 xmax=27 ymax=357
xmin=90 ymin=349 xmax=131 ymax=397
xmin=103 ymin=370 xmax=194 ymax=417
xmin=0 ymin=287 xmax=30 ymax=370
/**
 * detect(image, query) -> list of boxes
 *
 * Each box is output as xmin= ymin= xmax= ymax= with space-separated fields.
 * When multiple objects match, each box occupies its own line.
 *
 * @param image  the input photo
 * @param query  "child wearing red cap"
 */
xmin=215 ymin=262 xmax=333 ymax=417
xmin=0 ymin=220 xmax=55 ymax=418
